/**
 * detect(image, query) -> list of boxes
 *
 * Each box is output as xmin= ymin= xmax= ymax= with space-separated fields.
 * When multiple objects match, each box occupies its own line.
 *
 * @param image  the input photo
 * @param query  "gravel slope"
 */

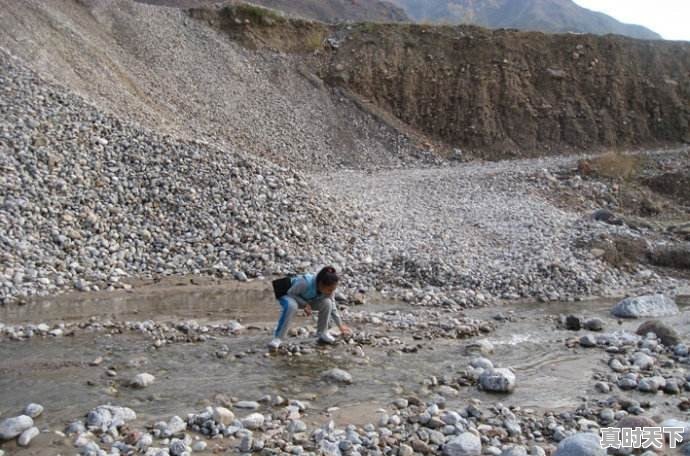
xmin=0 ymin=0 xmax=420 ymax=171
xmin=316 ymin=158 xmax=687 ymax=303
xmin=2 ymin=45 xmax=687 ymax=305
xmin=0 ymin=48 xmax=378 ymax=304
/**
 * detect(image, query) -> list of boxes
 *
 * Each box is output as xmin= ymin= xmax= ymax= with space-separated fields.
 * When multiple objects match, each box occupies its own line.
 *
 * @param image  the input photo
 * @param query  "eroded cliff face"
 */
xmin=321 ymin=24 xmax=690 ymax=158
xmin=191 ymin=6 xmax=690 ymax=159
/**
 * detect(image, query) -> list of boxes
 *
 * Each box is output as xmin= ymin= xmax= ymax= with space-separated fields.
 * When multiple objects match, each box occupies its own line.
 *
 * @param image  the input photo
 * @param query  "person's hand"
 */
xmin=339 ymin=324 xmax=352 ymax=336
xmin=304 ymin=304 xmax=312 ymax=317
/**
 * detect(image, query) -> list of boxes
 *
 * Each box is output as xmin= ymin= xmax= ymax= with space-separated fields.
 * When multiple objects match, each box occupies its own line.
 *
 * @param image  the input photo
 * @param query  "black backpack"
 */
xmin=271 ymin=275 xmax=293 ymax=299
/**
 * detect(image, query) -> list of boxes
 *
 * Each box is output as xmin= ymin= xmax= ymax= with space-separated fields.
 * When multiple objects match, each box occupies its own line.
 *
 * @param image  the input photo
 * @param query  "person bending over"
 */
xmin=269 ymin=266 xmax=351 ymax=349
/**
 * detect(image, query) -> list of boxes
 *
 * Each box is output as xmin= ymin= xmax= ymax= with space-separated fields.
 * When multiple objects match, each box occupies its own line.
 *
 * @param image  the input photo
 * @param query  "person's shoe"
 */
xmin=268 ymin=338 xmax=282 ymax=350
xmin=317 ymin=332 xmax=336 ymax=345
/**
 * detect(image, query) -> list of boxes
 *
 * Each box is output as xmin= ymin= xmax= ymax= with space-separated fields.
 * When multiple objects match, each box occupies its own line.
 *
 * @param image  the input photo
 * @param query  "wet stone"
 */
xmin=0 ymin=415 xmax=34 ymax=440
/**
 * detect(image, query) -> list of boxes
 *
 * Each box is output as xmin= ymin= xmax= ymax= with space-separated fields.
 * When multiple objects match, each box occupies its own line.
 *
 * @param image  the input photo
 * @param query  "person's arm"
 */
xmin=330 ymin=301 xmax=342 ymax=327
xmin=329 ymin=298 xmax=352 ymax=335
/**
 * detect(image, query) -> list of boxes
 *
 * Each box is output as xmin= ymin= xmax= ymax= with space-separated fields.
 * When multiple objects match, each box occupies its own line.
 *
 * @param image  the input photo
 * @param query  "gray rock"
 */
xmin=192 ymin=440 xmax=207 ymax=451
xmin=504 ymin=420 xmax=522 ymax=436
xmin=599 ymin=408 xmax=615 ymax=423
xmin=443 ymin=432 xmax=482 ymax=456
xmin=616 ymin=416 xmax=657 ymax=432
xmin=442 ymin=411 xmax=462 ymax=426
xmin=638 ymin=376 xmax=665 ymax=393
xmin=470 ymin=357 xmax=494 ymax=370
xmin=239 ymin=432 xmax=253 ymax=452
xmin=619 ymin=375 xmax=639 ymax=390
xmin=17 ymin=426 xmax=40 ymax=446
xmin=165 ymin=415 xmax=187 ymax=436
xmin=564 ymin=315 xmax=581 ymax=330
xmin=636 ymin=320 xmax=681 ymax=346
xmin=479 ymin=368 xmax=516 ymax=393
xmin=579 ymin=335 xmax=597 ymax=347
xmin=86 ymin=405 xmax=136 ymax=430
xmin=131 ymin=373 xmax=156 ymax=388
xmin=66 ymin=421 xmax=86 ymax=435
xmin=466 ymin=339 xmax=495 ymax=355
xmin=595 ymin=381 xmax=610 ymax=393
xmin=321 ymin=368 xmax=353 ymax=384
xmin=235 ymin=401 xmax=260 ymax=410
xmin=583 ymin=318 xmax=604 ymax=331
xmin=399 ymin=443 xmax=414 ymax=456
xmin=554 ymin=432 xmax=606 ymax=456
xmin=0 ymin=415 xmax=34 ymax=440
xmin=169 ymin=438 xmax=188 ymax=456
xmin=529 ymin=446 xmax=546 ymax=456
xmin=213 ymin=406 xmax=235 ymax=425
xmin=659 ymin=419 xmax=690 ymax=440
xmin=632 ymin=352 xmax=655 ymax=370
xmin=23 ymin=403 xmax=44 ymax=418
xmin=138 ymin=433 xmax=154 ymax=450
xmin=241 ymin=413 xmax=265 ymax=430
xmin=664 ymin=380 xmax=681 ymax=394
xmin=612 ymin=295 xmax=679 ymax=318
xmin=320 ymin=439 xmax=342 ymax=456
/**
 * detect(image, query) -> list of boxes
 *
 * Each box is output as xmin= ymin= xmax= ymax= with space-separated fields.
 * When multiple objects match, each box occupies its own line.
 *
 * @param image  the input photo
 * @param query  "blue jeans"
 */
xmin=273 ymin=296 xmax=334 ymax=338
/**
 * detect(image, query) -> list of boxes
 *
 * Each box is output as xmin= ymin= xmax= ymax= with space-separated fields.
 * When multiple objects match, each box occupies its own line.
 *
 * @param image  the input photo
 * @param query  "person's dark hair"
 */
xmin=316 ymin=266 xmax=339 ymax=286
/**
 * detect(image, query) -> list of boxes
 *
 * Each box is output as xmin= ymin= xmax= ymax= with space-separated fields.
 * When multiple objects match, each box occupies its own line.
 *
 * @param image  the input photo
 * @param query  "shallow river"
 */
xmin=1 ymin=281 xmax=689 ymax=454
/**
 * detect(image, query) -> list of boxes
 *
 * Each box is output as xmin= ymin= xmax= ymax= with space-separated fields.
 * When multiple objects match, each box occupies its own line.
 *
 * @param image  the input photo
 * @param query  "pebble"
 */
xmin=632 ymin=352 xmax=655 ymax=370
xmin=213 ymin=406 xmax=235 ymax=425
xmin=24 ymin=403 xmax=44 ymax=418
xmin=165 ymin=416 xmax=187 ymax=436
xmin=479 ymin=368 xmax=516 ymax=393
xmin=241 ymin=413 xmax=265 ymax=430
xmin=235 ymin=401 xmax=260 ymax=410
xmin=583 ymin=318 xmax=604 ymax=331
xmin=131 ymin=373 xmax=156 ymax=388
xmin=399 ymin=443 xmax=414 ymax=456
xmin=192 ymin=440 xmax=207 ymax=451
xmin=0 ymin=415 xmax=34 ymax=440
xmin=65 ymin=421 xmax=86 ymax=435
xmin=470 ymin=357 xmax=494 ymax=370
xmin=636 ymin=320 xmax=681 ymax=346
xmin=17 ymin=426 xmax=40 ymax=446
xmin=321 ymin=368 xmax=353 ymax=384
xmin=612 ymin=294 xmax=679 ymax=318
xmin=169 ymin=438 xmax=188 ymax=455
xmin=553 ymin=432 xmax=605 ymax=456
xmin=579 ymin=335 xmax=597 ymax=347
xmin=443 ymin=432 xmax=482 ymax=456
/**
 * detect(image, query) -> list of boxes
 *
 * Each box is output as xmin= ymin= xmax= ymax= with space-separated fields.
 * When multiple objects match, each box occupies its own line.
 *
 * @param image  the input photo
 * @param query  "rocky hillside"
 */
xmin=0 ymin=47 xmax=381 ymax=304
xmin=386 ymin=0 xmax=661 ymax=40
xmin=0 ymin=0 xmax=425 ymax=171
xmin=1 ymin=1 xmax=688 ymax=162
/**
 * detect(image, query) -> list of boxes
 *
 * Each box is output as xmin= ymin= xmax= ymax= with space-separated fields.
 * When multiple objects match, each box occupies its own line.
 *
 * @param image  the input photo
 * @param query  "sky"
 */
xmin=573 ymin=0 xmax=690 ymax=41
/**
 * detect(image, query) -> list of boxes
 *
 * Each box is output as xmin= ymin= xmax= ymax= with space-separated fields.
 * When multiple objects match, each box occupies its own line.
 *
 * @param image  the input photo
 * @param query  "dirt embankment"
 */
xmin=198 ymin=7 xmax=690 ymax=159
xmin=325 ymin=25 xmax=690 ymax=158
